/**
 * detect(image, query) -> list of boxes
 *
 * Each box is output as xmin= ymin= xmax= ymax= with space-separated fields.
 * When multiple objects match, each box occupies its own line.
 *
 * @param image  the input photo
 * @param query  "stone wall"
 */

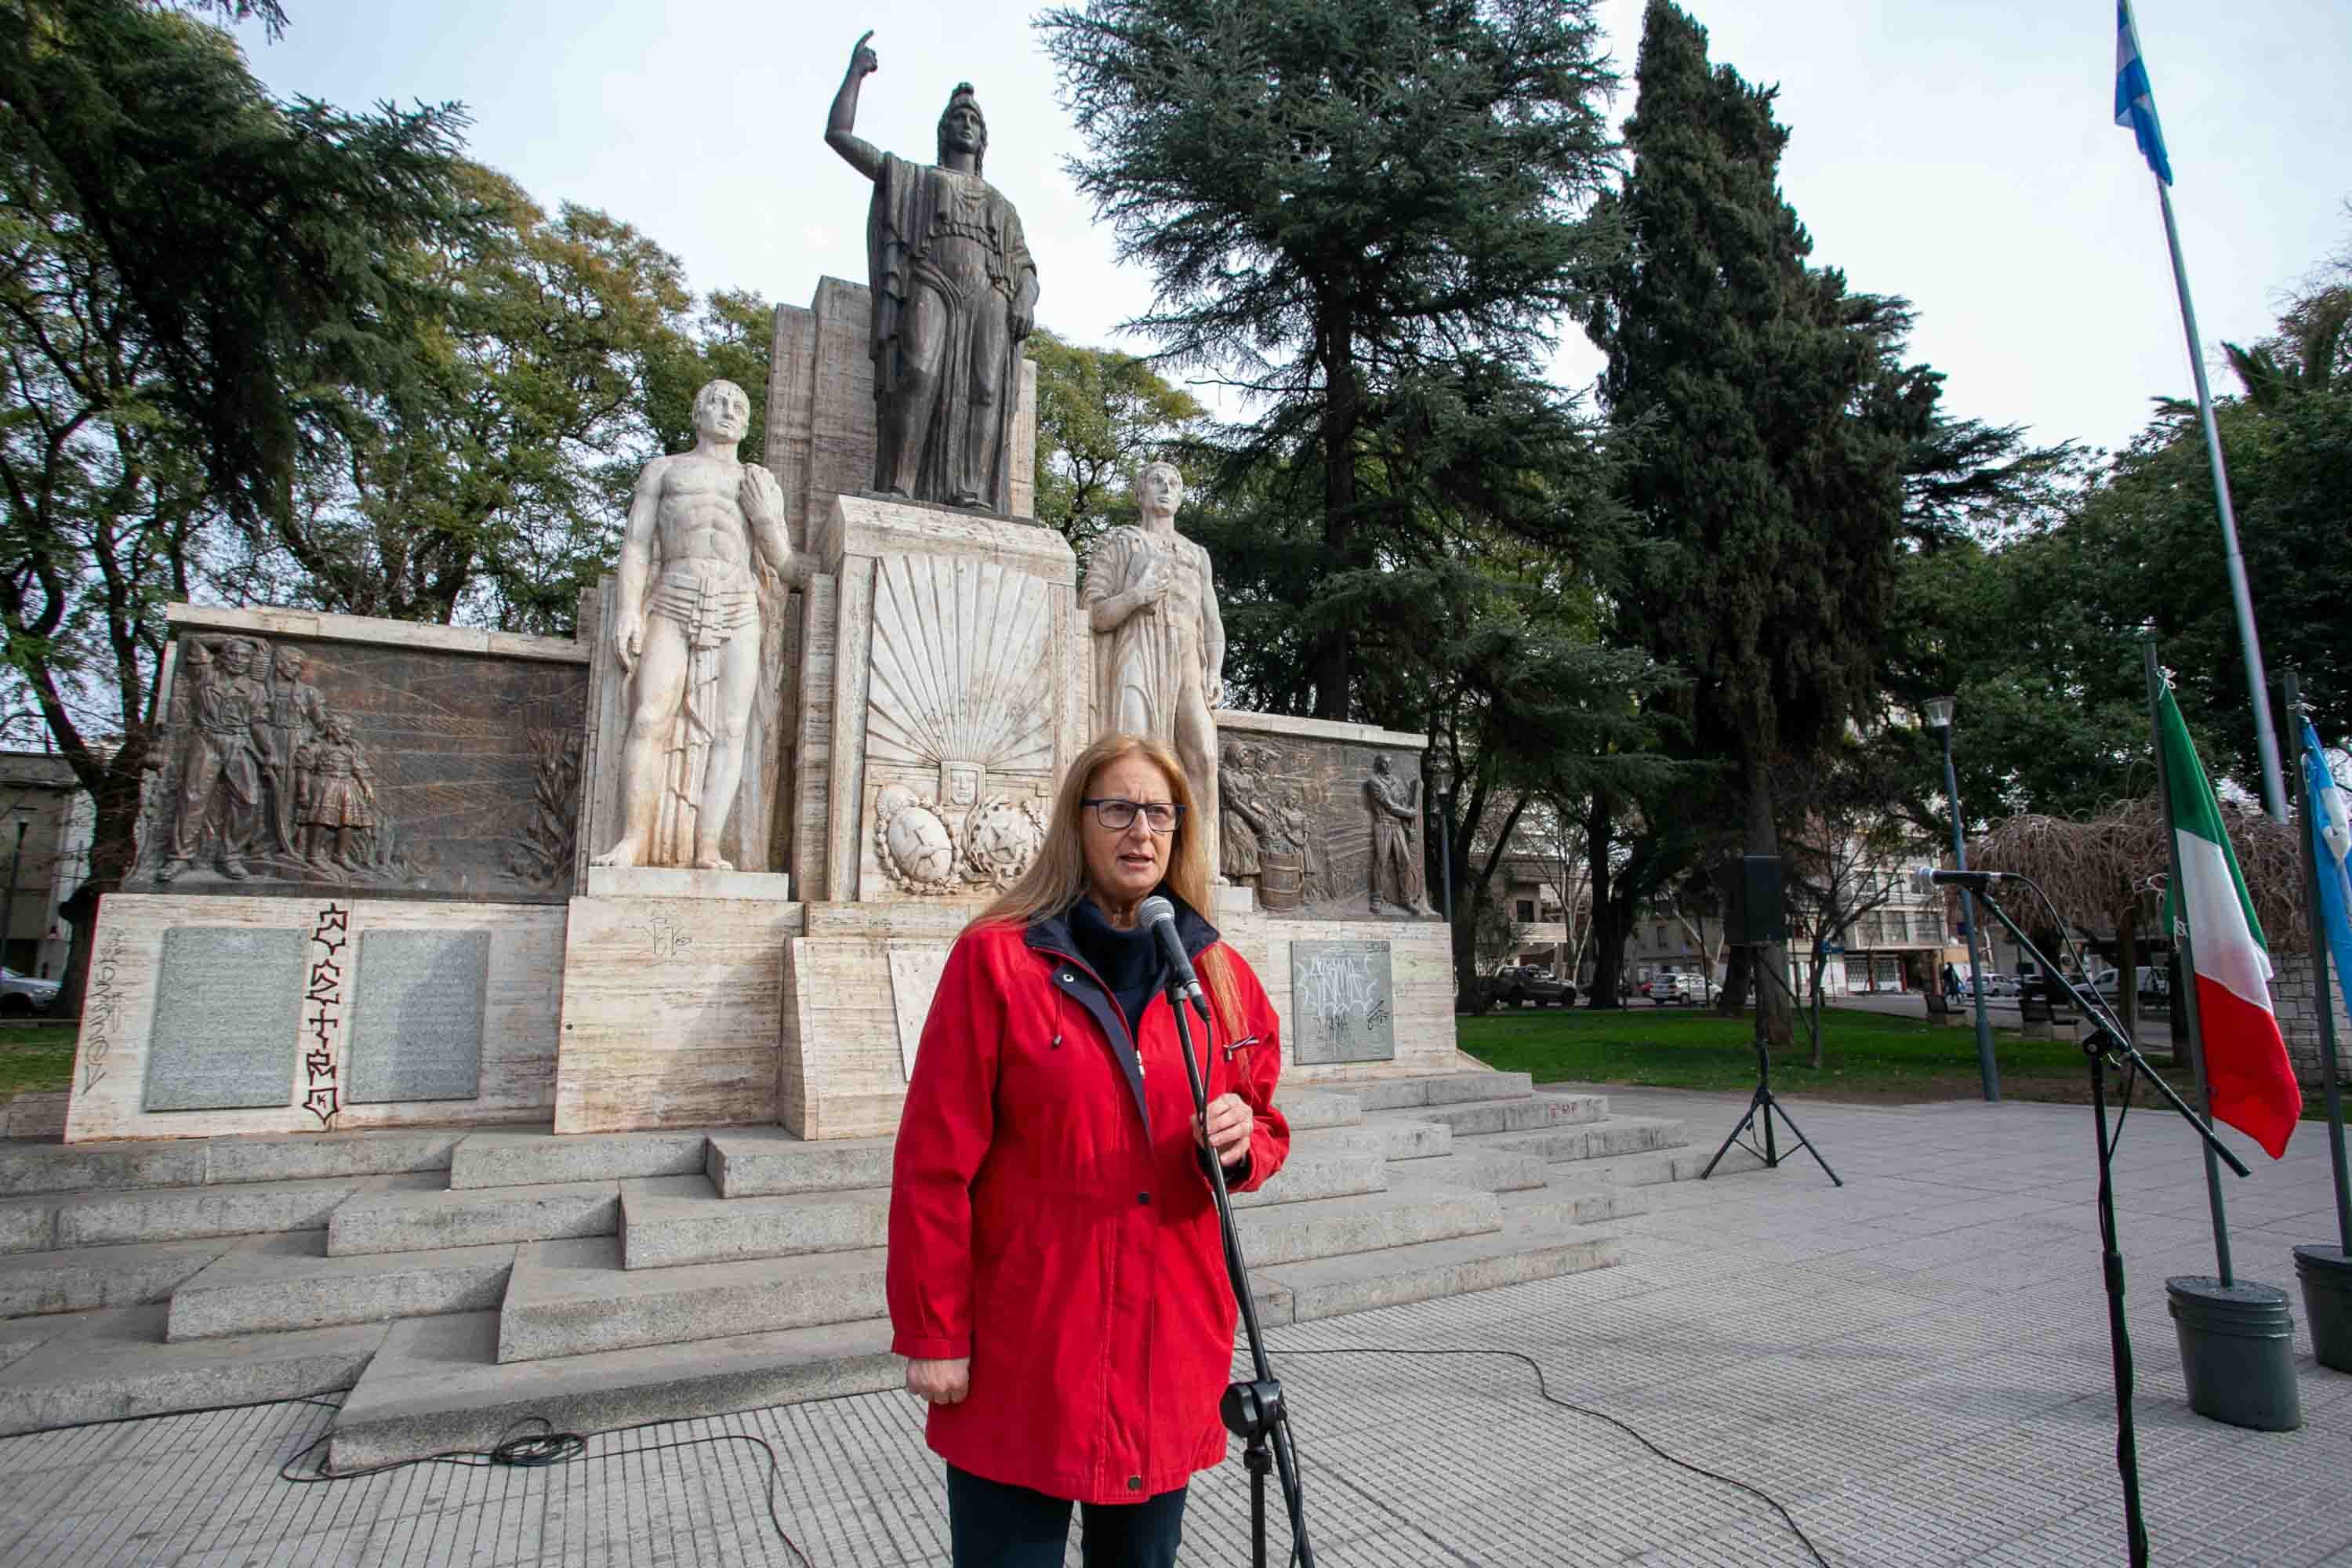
xmin=1213 ymin=710 xmax=1438 ymax=923
xmin=2272 ymin=951 xmax=2352 ymax=1087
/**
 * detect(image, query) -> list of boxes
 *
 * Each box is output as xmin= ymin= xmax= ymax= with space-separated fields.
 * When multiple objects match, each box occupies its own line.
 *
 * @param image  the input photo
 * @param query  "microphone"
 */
xmin=1911 ymin=866 xmax=2013 ymax=895
xmin=1137 ymin=895 xmax=1213 ymax=1025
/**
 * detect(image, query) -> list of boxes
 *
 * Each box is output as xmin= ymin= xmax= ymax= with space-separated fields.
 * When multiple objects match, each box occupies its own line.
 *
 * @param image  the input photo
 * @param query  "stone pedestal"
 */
xmin=551 ymin=894 xmax=807 ymax=1134
xmin=791 ymin=494 xmax=1088 ymax=905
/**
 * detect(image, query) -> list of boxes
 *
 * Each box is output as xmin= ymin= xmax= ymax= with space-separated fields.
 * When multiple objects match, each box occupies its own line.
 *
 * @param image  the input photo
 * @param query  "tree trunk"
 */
xmin=1310 ymin=303 xmax=1356 ymax=721
xmin=1744 ymin=754 xmax=1792 ymax=1046
xmin=53 ymin=755 xmax=148 ymax=1020
xmin=1584 ymin=789 xmax=1623 ymax=1009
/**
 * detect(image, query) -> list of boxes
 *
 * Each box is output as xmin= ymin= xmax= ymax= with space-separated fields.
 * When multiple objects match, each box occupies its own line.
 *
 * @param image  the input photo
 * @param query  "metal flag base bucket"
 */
xmin=2293 ymin=1245 xmax=2352 ymax=1374
xmin=2167 ymin=1275 xmax=2304 ymax=1430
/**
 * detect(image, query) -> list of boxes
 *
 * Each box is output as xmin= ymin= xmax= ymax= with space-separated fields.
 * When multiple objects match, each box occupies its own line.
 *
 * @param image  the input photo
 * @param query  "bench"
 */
xmin=1922 ymin=990 xmax=1962 ymax=1028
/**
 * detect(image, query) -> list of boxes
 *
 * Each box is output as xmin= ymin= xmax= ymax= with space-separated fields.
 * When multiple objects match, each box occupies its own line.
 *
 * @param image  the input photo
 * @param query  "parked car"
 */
xmin=1489 ymin=966 xmax=1577 ymax=1008
xmin=1650 ymin=972 xmax=1714 ymax=1006
xmin=0 ymin=967 xmax=59 ymax=1018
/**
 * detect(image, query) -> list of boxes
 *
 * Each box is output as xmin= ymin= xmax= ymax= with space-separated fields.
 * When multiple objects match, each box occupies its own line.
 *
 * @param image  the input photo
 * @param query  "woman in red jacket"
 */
xmin=888 ymin=731 xmax=1292 ymax=1567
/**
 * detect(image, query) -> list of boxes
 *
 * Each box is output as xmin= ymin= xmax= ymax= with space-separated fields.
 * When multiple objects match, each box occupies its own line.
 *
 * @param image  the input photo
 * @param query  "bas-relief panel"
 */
xmin=859 ymin=552 xmax=1056 ymax=902
xmin=127 ymin=633 xmax=587 ymax=904
xmin=1218 ymin=733 xmax=1438 ymax=922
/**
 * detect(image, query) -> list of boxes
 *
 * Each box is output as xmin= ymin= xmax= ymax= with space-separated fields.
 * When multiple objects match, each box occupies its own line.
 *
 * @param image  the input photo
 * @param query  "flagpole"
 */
xmin=2152 ymin=180 xmax=2288 ymax=823
xmin=2147 ymin=641 xmax=2234 ymax=1286
xmin=2286 ymin=670 xmax=2352 ymax=1254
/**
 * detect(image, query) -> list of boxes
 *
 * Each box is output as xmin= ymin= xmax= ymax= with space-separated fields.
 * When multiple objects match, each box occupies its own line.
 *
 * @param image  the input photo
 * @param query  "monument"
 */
xmin=61 ymin=42 xmax=1461 ymax=1150
xmin=589 ymin=379 xmax=800 ymax=873
xmin=826 ymin=31 xmax=1038 ymax=512
xmin=1083 ymin=460 xmax=1225 ymax=875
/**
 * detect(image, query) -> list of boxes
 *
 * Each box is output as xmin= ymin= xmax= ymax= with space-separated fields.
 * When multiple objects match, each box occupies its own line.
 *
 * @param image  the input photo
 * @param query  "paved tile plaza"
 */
xmin=1 ymin=1087 xmax=2345 ymax=1566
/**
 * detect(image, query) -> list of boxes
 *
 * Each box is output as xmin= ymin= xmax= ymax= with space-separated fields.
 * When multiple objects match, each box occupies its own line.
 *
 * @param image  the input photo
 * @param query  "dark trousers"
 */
xmin=946 ymin=1464 xmax=1188 ymax=1568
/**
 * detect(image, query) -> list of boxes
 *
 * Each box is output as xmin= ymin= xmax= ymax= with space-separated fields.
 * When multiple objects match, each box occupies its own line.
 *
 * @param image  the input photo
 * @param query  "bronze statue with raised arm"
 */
xmin=826 ymin=31 xmax=1040 ymax=512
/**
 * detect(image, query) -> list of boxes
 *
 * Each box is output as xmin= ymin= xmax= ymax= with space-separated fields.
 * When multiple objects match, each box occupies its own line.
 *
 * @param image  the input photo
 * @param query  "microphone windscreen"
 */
xmin=1138 ymin=895 xmax=1177 ymax=927
xmin=1911 ymin=866 xmax=1936 ymax=895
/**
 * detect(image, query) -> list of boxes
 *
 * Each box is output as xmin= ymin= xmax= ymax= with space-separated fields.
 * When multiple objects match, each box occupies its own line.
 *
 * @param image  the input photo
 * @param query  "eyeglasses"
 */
xmin=1083 ymin=797 xmax=1184 ymax=834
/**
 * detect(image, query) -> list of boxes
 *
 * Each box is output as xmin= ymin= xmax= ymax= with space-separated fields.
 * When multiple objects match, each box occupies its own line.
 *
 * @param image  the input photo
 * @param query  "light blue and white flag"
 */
xmin=2303 ymin=717 xmax=2352 ymax=1004
xmin=2114 ymin=0 xmax=2174 ymax=186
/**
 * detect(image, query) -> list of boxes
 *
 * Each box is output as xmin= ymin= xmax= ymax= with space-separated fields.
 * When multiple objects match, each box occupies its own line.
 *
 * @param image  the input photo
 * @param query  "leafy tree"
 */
xmin=1028 ymin=329 xmax=1207 ymax=555
xmin=1041 ymin=0 xmax=1620 ymax=719
xmin=0 ymin=0 xmax=476 ymax=1011
xmin=229 ymin=169 xmax=701 ymax=634
xmin=1579 ymin=0 xmax=1941 ymax=1040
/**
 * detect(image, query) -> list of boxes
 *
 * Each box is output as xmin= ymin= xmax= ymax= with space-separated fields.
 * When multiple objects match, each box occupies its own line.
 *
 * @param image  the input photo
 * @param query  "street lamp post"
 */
xmin=1925 ymin=696 xmax=1999 ymax=1102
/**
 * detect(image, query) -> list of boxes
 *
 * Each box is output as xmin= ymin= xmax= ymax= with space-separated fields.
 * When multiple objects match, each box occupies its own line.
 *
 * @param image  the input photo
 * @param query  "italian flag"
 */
xmin=2158 ymin=684 xmax=2303 ymax=1158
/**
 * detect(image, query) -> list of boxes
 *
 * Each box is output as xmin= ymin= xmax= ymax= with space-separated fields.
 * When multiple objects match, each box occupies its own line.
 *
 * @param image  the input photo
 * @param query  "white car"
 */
xmin=0 ymin=967 xmax=59 ymax=1018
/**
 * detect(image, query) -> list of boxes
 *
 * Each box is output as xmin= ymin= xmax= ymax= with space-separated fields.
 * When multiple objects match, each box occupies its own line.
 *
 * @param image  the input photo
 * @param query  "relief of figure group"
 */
xmin=151 ymin=637 xmax=396 ymax=885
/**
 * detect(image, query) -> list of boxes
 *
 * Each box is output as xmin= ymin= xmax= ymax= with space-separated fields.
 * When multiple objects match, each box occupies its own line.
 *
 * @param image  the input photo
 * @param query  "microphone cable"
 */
xmin=274 ymin=1397 xmax=816 ymax=1567
xmin=1272 ymin=1345 xmax=1833 ymax=1568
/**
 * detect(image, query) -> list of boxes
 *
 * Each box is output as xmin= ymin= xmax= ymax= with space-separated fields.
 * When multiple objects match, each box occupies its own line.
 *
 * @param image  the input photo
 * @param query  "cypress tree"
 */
xmin=1581 ymin=0 xmax=1931 ymax=1037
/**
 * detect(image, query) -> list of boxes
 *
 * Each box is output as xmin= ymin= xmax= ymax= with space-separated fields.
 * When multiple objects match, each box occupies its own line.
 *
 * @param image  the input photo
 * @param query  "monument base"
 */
xmin=63 ymin=893 xmax=565 ymax=1143
xmin=583 ymin=866 xmax=791 ymax=901
xmin=551 ymin=893 xmax=806 ymax=1134
xmin=771 ymin=901 xmax=1458 ymax=1141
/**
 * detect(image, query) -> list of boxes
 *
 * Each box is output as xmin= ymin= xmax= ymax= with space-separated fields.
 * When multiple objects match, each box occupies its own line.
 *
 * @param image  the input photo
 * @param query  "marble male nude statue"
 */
xmin=591 ymin=379 xmax=799 ymax=870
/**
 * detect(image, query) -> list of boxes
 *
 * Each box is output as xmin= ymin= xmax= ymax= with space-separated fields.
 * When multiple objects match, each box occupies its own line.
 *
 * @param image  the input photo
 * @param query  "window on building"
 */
xmin=1516 ymin=899 xmax=1536 ymax=924
xmin=1655 ymin=925 xmax=1668 ymax=946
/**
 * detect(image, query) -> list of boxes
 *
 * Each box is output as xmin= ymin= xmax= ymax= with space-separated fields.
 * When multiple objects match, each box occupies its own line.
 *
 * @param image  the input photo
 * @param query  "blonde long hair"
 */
xmin=977 ymin=733 xmax=1243 ymax=1039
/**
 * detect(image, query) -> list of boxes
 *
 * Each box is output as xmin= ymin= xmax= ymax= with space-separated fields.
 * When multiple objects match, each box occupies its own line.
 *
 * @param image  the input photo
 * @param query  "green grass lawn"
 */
xmin=0 ymin=1024 xmax=79 ymax=1102
xmin=1458 ymin=1004 xmax=2105 ymax=1106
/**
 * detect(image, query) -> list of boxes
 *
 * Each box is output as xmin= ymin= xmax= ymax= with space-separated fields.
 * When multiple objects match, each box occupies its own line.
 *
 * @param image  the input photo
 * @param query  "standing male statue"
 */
xmin=1083 ymin=461 xmax=1225 ymax=873
xmin=155 ymin=637 xmax=270 ymax=884
xmin=260 ymin=645 xmax=329 ymax=858
xmin=591 ymin=379 xmax=800 ymax=871
xmin=825 ymin=31 xmax=1039 ymax=510
xmin=1366 ymin=755 xmax=1436 ymax=916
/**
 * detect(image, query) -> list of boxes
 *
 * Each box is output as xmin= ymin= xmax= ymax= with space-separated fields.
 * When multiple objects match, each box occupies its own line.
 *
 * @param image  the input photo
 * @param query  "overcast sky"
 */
xmin=234 ymin=1 xmax=2350 ymax=459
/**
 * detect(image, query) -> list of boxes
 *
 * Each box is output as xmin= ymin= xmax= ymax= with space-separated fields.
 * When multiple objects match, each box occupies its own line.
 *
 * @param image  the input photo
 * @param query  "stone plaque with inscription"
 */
xmin=1290 ymin=939 xmax=1398 ymax=1065
xmin=347 ymin=928 xmax=491 ymax=1103
xmin=143 ymin=927 xmax=307 ymax=1110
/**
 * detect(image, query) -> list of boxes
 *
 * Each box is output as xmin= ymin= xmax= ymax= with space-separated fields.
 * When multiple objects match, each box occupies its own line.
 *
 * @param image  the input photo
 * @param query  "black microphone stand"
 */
xmin=1165 ymin=979 xmax=1316 ymax=1568
xmin=1972 ymin=884 xmax=2249 ymax=1568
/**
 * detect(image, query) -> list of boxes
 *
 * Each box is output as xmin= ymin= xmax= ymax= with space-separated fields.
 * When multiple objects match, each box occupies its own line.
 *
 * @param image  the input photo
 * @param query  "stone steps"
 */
xmin=2 ymin=1171 xmax=445 ymax=1253
xmin=1492 ymin=1172 xmax=1651 ymax=1229
xmin=0 ymin=1304 xmax=387 ymax=1437
xmin=327 ymin=1178 xmax=622 ymax=1256
xmin=1483 ymin=1114 xmax=1688 ymax=1165
xmin=706 ymin=1131 xmax=894 ymax=1196
xmin=496 ymin=1238 xmax=891 ymax=1364
xmin=448 ymin=1128 xmax=711 ymax=1190
xmin=619 ymin=1181 xmax=889 ymax=1270
xmin=0 ymin=1128 xmax=466 ymax=1199
xmin=1271 ymin=1090 xmax=1362 ymax=1130
xmin=1404 ymin=1149 xmax=1552 ymax=1193
xmin=1398 ymin=1093 xmax=1606 ymax=1138
xmin=0 ymin=1238 xmax=230 ymax=1318
xmin=165 ymin=1232 xmax=514 ymax=1341
xmin=1254 ymin=1214 xmax=1622 ymax=1324
xmin=329 ymin=1310 xmax=901 ymax=1470
xmin=1229 ymin=1142 xmax=1388 ymax=1210
xmin=1346 ymin=1071 xmax=1537 ymax=1111
xmin=1235 ymin=1181 xmax=1500 ymax=1269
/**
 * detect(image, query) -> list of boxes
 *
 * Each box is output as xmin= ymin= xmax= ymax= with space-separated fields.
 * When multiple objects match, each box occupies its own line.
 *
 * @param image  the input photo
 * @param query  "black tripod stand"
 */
xmin=1973 ymin=884 xmax=2247 ymax=1568
xmin=1702 ymin=953 xmax=1840 ymax=1186
xmin=1167 ymin=979 xmax=1316 ymax=1568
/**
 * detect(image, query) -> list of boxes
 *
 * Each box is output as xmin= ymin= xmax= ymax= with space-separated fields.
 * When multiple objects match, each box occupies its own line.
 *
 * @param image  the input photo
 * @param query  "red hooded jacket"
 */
xmin=887 ymin=895 xmax=1291 ymax=1504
